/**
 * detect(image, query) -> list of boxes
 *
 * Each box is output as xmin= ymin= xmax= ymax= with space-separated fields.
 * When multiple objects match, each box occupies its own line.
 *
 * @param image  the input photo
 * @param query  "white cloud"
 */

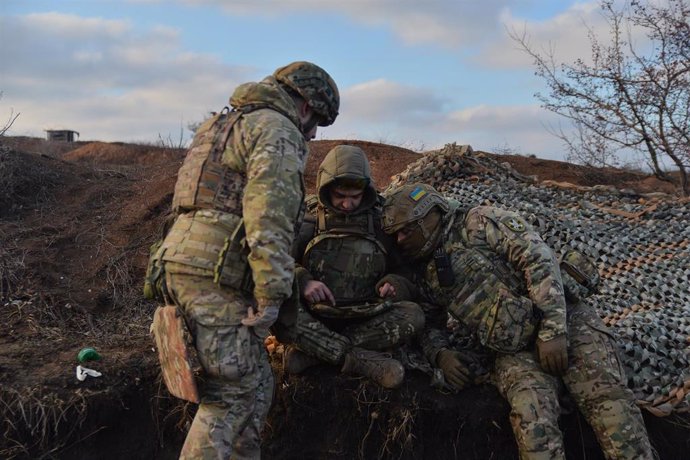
xmin=0 ymin=7 xmax=573 ymax=160
xmin=478 ymin=2 xmax=603 ymax=70
xmin=179 ymin=0 xmax=515 ymax=47
xmin=325 ymin=80 xmax=567 ymax=160
xmin=478 ymin=1 xmax=654 ymax=71
xmin=0 ymin=13 xmax=255 ymax=142
xmin=23 ymin=12 xmax=131 ymax=38
xmin=342 ymin=79 xmax=444 ymax=121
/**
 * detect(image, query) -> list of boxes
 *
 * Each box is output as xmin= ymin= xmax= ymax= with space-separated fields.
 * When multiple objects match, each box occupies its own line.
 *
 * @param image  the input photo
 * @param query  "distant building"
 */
xmin=46 ymin=130 xmax=80 ymax=142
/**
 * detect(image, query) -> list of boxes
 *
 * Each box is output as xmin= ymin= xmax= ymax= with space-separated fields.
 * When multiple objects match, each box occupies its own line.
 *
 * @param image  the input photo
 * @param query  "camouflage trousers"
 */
xmin=492 ymin=302 xmax=653 ymax=460
xmin=165 ymin=271 xmax=273 ymax=460
xmin=273 ymin=300 xmax=425 ymax=364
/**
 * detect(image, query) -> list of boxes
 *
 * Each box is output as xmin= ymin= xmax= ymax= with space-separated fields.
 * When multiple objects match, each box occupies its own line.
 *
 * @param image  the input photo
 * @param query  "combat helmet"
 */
xmin=382 ymin=183 xmax=450 ymax=259
xmin=274 ymin=61 xmax=340 ymax=126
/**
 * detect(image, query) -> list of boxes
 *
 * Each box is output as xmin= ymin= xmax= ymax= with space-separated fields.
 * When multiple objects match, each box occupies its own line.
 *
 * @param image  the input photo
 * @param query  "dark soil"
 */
xmin=0 ymin=136 xmax=687 ymax=459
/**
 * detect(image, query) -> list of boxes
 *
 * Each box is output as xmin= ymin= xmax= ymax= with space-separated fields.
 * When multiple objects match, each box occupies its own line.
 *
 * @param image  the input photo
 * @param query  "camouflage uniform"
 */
xmin=273 ymin=145 xmax=424 ymax=366
xmin=382 ymin=184 xmax=652 ymax=460
xmin=156 ymin=63 xmax=338 ymax=460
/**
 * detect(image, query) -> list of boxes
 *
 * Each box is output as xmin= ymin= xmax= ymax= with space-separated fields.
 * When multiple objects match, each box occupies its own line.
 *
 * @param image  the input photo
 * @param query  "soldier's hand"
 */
xmin=536 ymin=335 xmax=568 ymax=375
xmin=436 ymin=348 xmax=472 ymax=390
xmin=375 ymin=274 xmax=415 ymax=301
xmin=303 ymin=280 xmax=336 ymax=306
xmin=241 ymin=305 xmax=279 ymax=329
xmin=378 ymin=282 xmax=396 ymax=298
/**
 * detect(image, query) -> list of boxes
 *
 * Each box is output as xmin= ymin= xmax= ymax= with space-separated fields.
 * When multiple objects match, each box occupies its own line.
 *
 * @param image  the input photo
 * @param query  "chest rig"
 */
xmin=302 ymin=198 xmax=388 ymax=305
xmin=425 ymin=207 xmax=537 ymax=353
xmin=172 ymin=108 xmax=247 ymax=216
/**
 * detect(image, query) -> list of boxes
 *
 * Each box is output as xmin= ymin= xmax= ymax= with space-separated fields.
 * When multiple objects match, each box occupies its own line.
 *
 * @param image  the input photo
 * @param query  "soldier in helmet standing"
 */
xmin=381 ymin=182 xmax=653 ymax=459
xmin=272 ymin=145 xmax=425 ymax=388
xmin=153 ymin=61 xmax=339 ymax=459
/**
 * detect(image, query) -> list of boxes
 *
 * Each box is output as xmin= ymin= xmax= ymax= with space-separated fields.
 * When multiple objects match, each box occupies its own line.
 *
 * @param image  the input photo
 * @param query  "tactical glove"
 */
xmin=436 ymin=348 xmax=472 ymax=391
xmin=375 ymin=274 xmax=416 ymax=301
xmin=536 ymin=334 xmax=568 ymax=375
xmin=241 ymin=302 xmax=280 ymax=329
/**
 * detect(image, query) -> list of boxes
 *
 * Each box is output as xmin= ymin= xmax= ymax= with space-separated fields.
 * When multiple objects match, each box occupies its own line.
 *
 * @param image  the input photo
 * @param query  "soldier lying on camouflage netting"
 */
xmin=381 ymin=182 xmax=654 ymax=460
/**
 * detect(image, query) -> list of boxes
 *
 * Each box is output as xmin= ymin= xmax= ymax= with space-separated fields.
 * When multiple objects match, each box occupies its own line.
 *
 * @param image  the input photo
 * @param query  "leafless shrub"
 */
xmin=0 ymin=91 xmax=20 ymax=137
xmin=156 ymin=119 xmax=190 ymax=150
xmin=491 ymin=142 xmax=524 ymax=157
xmin=512 ymin=0 xmax=690 ymax=196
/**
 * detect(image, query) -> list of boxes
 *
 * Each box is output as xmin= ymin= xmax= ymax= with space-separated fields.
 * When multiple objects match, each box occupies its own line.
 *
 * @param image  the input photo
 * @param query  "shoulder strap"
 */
xmin=210 ymin=108 xmax=244 ymax=162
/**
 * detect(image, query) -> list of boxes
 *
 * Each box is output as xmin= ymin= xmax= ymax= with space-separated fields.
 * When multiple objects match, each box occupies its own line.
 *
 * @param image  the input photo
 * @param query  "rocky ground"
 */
xmin=0 ymin=136 xmax=688 ymax=459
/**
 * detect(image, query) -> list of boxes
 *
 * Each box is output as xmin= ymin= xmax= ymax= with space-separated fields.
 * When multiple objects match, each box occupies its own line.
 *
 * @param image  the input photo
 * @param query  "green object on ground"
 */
xmin=77 ymin=347 xmax=102 ymax=363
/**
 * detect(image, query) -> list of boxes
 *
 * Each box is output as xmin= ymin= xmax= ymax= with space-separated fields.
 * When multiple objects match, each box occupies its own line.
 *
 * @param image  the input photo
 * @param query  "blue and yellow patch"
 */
xmin=409 ymin=186 xmax=427 ymax=202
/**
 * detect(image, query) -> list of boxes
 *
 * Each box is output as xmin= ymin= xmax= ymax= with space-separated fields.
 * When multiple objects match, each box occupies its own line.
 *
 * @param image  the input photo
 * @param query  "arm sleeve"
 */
xmin=240 ymin=117 xmax=307 ymax=306
xmin=466 ymin=207 xmax=567 ymax=341
xmin=418 ymin=302 xmax=452 ymax=365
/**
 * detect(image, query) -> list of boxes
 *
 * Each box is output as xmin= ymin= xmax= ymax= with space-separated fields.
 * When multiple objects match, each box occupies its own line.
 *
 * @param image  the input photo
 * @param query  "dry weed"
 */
xmin=0 ymin=246 xmax=23 ymax=301
xmin=150 ymin=374 xmax=193 ymax=448
xmin=0 ymin=148 xmax=64 ymax=217
xmin=0 ymin=388 xmax=88 ymax=458
xmin=348 ymin=381 xmax=417 ymax=460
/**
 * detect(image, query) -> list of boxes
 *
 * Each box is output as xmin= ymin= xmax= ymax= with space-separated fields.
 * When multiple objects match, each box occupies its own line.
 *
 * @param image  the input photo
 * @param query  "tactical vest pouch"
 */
xmin=172 ymin=110 xmax=246 ymax=215
xmin=448 ymin=248 xmax=536 ymax=353
xmin=560 ymin=249 xmax=600 ymax=303
xmin=143 ymin=239 xmax=167 ymax=301
xmin=303 ymin=233 xmax=386 ymax=304
xmin=476 ymin=288 xmax=537 ymax=353
xmin=214 ymin=219 xmax=254 ymax=293
xmin=150 ymin=305 xmax=201 ymax=403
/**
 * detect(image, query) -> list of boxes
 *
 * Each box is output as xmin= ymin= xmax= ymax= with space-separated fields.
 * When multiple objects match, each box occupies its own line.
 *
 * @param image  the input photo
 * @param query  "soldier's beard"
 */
xmin=300 ymin=114 xmax=320 ymax=140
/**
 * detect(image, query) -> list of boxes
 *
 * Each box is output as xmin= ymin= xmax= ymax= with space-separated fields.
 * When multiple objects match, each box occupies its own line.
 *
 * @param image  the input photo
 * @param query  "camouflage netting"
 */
xmin=388 ymin=143 xmax=690 ymax=417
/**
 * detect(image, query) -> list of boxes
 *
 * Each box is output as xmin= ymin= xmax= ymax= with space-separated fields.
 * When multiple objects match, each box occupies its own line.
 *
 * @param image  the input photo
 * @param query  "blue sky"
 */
xmin=0 ymin=0 xmax=618 ymax=160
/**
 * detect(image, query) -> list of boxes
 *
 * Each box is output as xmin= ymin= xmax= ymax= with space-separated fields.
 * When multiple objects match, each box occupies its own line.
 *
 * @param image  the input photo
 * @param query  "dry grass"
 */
xmin=0 ymin=147 xmax=66 ymax=218
xmin=151 ymin=374 xmax=194 ymax=447
xmin=0 ymin=243 xmax=24 ymax=301
xmin=0 ymin=388 xmax=88 ymax=459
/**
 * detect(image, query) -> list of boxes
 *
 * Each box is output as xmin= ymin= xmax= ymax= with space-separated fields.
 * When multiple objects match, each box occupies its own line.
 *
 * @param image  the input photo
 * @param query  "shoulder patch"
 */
xmin=501 ymin=215 xmax=526 ymax=233
xmin=409 ymin=186 xmax=427 ymax=202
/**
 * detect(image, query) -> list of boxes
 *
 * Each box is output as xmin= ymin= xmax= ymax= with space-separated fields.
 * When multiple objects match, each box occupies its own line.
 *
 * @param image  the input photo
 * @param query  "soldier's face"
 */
xmin=395 ymin=223 xmax=423 ymax=256
xmin=329 ymin=186 xmax=365 ymax=213
xmin=395 ymin=210 xmax=442 ymax=259
xmin=298 ymin=102 xmax=319 ymax=140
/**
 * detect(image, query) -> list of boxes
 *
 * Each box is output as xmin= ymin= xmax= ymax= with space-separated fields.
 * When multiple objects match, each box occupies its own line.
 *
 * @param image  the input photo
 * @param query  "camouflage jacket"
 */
xmin=420 ymin=203 xmax=567 ymax=359
xmin=160 ymin=76 xmax=308 ymax=311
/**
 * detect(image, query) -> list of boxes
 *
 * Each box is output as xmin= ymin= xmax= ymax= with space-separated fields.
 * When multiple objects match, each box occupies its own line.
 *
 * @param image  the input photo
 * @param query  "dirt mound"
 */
xmin=64 ymin=141 xmax=185 ymax=166
xmin=484 ymin=153 xmax=679 ymax=195
xmin=0 ymin=136 xmax=87 ymax=158
xmin=0 ymin=136 xmax=687 ymax=459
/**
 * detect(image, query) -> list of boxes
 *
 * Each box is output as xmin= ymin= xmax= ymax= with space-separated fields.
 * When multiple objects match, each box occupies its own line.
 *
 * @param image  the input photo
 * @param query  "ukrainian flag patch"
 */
xmin=409 ymin=186 xmax=427 ymax=202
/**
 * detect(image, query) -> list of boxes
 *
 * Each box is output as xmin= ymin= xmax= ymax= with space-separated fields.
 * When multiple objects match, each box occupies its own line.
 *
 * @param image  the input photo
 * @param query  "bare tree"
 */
xmin=0 ymin=92 xmax=20 ymax=137
xmin=512 ymin=0 xmax=690 ymax=196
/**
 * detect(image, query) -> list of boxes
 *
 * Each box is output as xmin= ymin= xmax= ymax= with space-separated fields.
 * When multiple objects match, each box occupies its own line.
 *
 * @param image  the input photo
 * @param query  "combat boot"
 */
xmin=283 ymin=346 xmax=322 ymax=374
xmin=341 ymin=347 xmax=405 ymax=389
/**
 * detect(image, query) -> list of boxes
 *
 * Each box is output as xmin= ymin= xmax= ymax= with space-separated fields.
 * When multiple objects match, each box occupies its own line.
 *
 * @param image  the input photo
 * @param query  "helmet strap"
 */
xmin=300 ymin=113 xmax=319 ymax=138
xmin=410 ymin=211 xmax=443 ymax=260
